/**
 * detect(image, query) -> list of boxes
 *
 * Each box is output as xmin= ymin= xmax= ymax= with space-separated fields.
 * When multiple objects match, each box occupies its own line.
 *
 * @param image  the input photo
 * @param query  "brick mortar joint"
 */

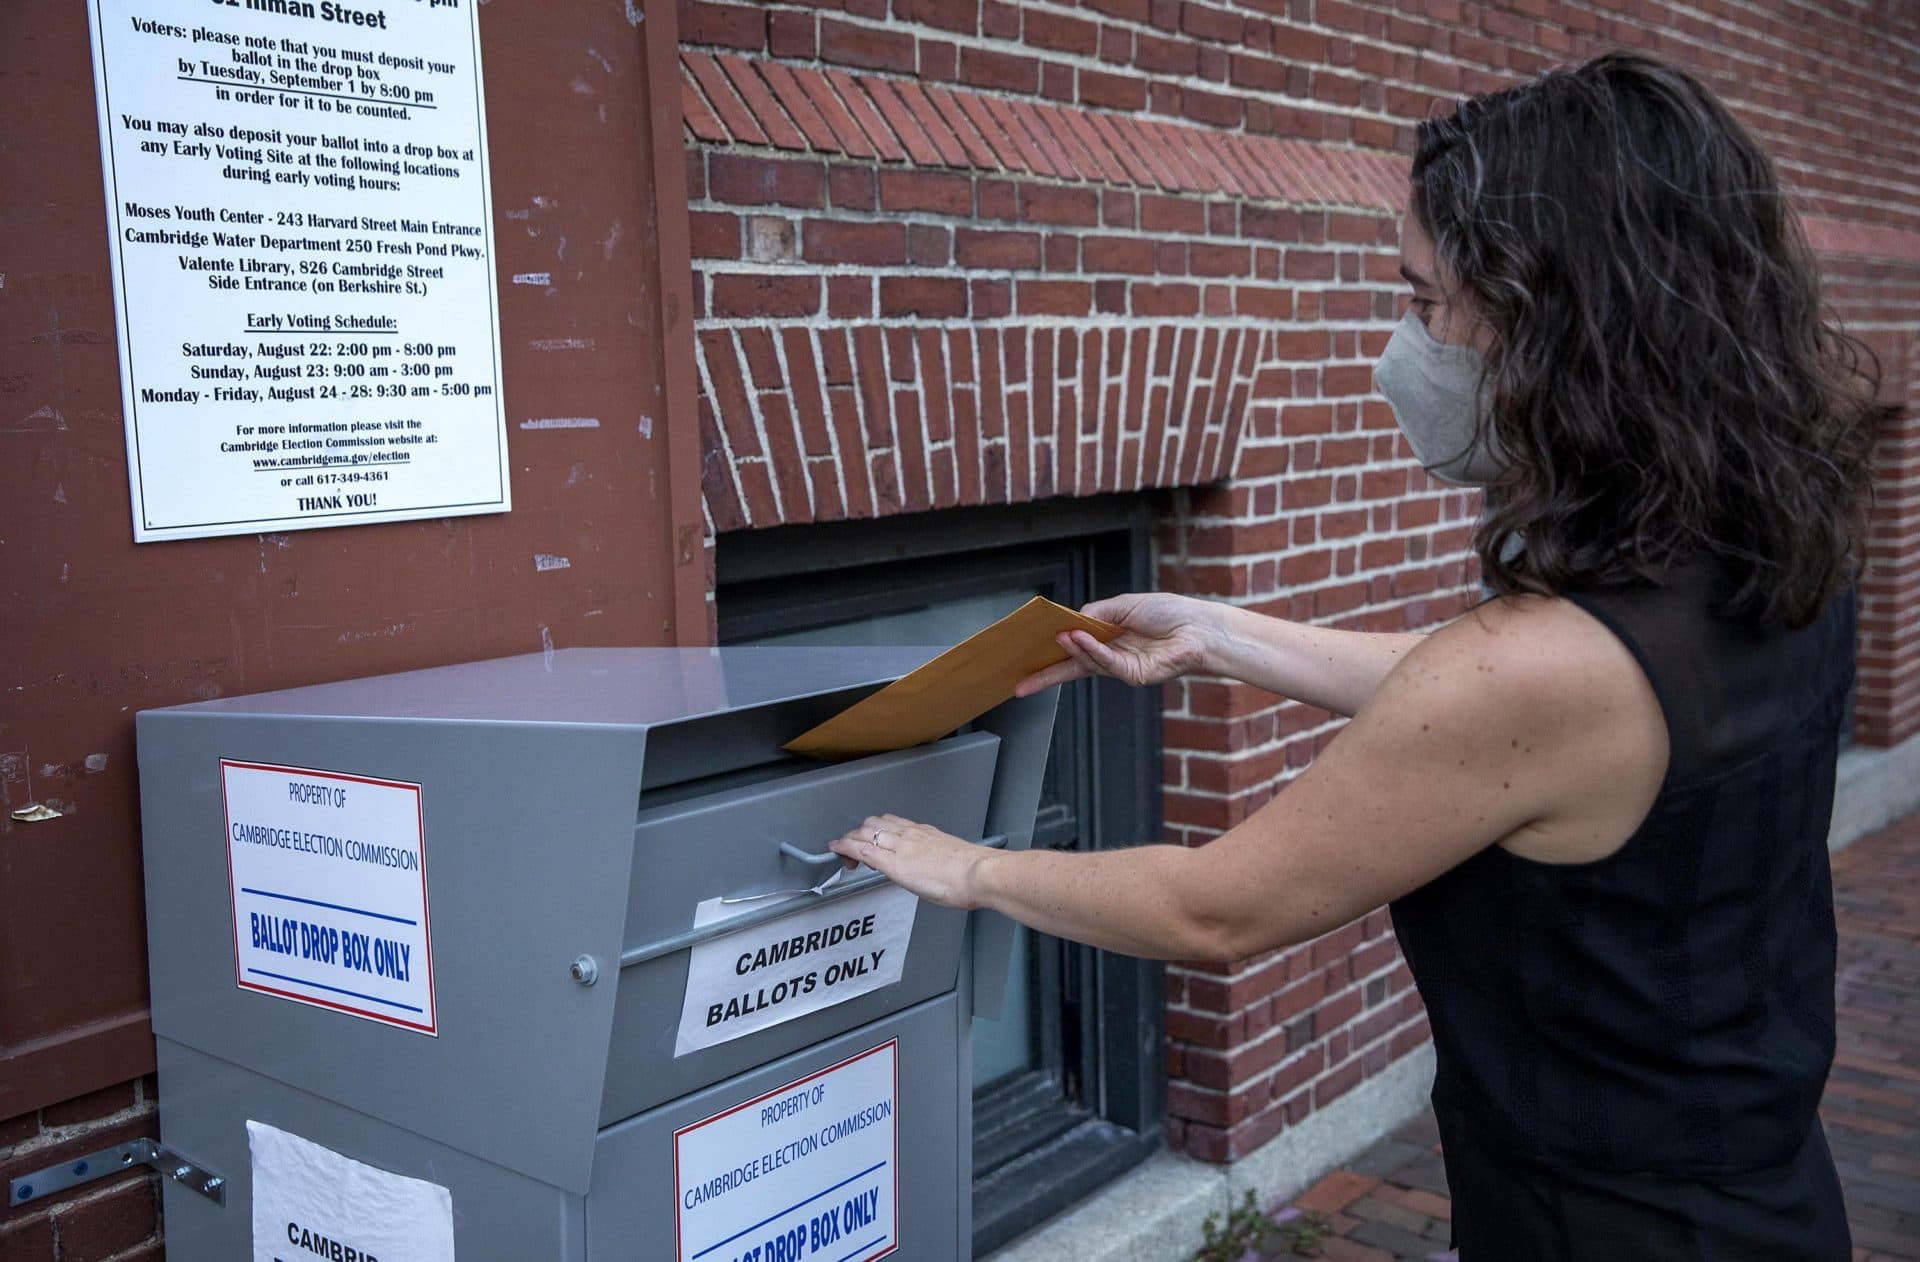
xmin=698 ymin=265 xmax=1390 ymax=286
xmin=691 ymin=310 xmax=1391 ymax=328
xmin=688 ymin=143 xmax=1404 ymax=216
xmin=1168 ymin=558 xmax=1476 ymax=585
xmin=1178 ymin=982 xmax=1418 ymax=1045
xmin=4 ymin=1094 xmax=158 ymax=1163
xmin=1166 ymin=949 xmax=1372 ymax=987
xmin=1167 ymin=721 xmax=1348 ymax=760
xmin=688 ymin=212 xmax=1402 ymax=251
xmin=1174 ymin=1010 xmax=1429 ymax=1092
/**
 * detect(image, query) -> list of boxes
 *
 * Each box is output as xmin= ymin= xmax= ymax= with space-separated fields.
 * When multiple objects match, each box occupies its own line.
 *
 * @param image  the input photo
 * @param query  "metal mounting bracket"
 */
xmin=9 ymin=1138 xmax=226 ymax=1208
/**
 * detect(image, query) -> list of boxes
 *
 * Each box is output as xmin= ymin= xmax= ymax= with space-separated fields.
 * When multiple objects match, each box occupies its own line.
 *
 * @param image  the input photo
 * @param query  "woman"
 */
xmin=831 ymin=52 xmax=1882 ymax=1259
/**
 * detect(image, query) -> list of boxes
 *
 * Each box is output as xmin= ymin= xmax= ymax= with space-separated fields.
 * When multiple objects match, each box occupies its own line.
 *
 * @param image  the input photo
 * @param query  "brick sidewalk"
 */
xmin=1250 ymin=808 xmax=1920 ymax=1261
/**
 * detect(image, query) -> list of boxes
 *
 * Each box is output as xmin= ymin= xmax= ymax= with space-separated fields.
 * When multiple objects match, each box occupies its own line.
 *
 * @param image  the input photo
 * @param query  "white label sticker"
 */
xmin=675 ymin=1041 xmax=898 ymax=1262
xmin=249 ymin=1120 xmax=455 ymax=1262
xmin=84 ymin=0 xmax=509 ymax=542
xmin=676 ymin=885 xmax=917 ymax=1057
xmin=223 ymin=760 xmax=436 ymax=1034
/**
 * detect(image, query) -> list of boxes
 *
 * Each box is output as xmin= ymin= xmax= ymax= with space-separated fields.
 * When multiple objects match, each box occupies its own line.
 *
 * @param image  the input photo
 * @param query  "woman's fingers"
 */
xmin=829 ymin=828 xmax=896 ymax=878
xmin=1079 ymin=595 xmax=1136 ymax=624
xmin=1014 ymin=616 xmax=1177 ymax=698
xmin=1014 ymin=628 xmax=1122 ymax=697
xmin=1068 ymin=629 xmax=1130 ymax=672
xmin=1057 ymin=629 xmax=1103 ymax=673
xmin=1014 ymin=654 xmax=1091 ymax=698
xmin=1067 ymin=628 xmax=1156 ymax=686
xmin=825 ymin=810 xmax=913 ymax=872
xmin=1016 ymin=628 xmax=1158 ymax=695
xmin=829 ymin=814 xmax=981 ymax=908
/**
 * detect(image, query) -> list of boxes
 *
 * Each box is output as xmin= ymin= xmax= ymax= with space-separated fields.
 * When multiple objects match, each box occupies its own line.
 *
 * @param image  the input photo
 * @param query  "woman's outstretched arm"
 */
xmin=1015 ymin=592 xmax=1431 ymax=718
xmin=838 ymin=596 xmax=1637 ymax=961
xmin=1203 ymin=604 xmax=1429 ymax=718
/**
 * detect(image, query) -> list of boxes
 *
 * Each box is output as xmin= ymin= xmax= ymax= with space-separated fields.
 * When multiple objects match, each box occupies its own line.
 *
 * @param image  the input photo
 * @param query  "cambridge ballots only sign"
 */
xmin=676 ymin=885 xmax=919 ymax=1057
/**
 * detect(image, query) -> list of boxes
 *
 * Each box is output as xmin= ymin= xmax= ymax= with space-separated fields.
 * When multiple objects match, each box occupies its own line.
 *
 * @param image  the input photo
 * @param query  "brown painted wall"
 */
xmin=0 ymin=3 xmax=703 ymax=1220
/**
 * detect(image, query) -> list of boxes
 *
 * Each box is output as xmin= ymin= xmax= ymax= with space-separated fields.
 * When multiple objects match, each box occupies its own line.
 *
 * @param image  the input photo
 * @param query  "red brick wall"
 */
xmin=0 ymin=1081 xmax=161 ymax=1261
xmin=1814 ymin=243 xmax=1920 ymax=749
xmin=682 ymin=0 xmax=1920 ymax=1167
xmin=1860 ymin=330 xmax=1920 ymax=749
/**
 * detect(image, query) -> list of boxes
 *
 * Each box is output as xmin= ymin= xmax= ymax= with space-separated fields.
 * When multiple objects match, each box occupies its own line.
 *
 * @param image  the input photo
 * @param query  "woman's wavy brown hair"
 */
xmin=1411 ymin=51 xmax=1885 ymax=628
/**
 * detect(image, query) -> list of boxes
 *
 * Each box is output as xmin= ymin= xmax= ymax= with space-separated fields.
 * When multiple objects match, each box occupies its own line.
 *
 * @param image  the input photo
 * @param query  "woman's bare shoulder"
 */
xmin=1420 ymin=591 xmax=1641 ymax=695
xmin=1423 ymin=591 xmax=1670 ymax=861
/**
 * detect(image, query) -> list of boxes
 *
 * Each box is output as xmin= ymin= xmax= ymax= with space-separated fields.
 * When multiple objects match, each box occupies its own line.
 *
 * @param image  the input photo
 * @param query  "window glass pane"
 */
xmin=743 ymin=590 xmax=1035 ymax=649
xmin=731 ymin=585 xmax=1049 ymax=1092
xmin=971 ymin=924 xmax=1034 ymax=1089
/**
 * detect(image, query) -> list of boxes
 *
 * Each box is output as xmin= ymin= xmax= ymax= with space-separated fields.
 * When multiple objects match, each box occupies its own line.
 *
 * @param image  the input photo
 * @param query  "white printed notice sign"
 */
xmin=223 ymin=760 xmax=437 ymax=1034
xmin=85 ymin=0 xmax=509 ymax=541
xmin=249 ymin=1120 xmax=455 ymax=1262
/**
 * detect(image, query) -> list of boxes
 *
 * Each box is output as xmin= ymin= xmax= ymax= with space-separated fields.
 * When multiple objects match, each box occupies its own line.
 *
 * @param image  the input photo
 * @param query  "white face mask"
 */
xmin=1372 ymin=311 xmax=1509 ymax=487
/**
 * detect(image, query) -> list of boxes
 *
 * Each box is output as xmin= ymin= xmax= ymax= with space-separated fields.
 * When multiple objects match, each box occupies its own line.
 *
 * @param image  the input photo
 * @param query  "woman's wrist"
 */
xmin=1192 ymin=599 xmax=1252 ymax=680
xmin=964 ymin=846 xmax=1005 ymax=913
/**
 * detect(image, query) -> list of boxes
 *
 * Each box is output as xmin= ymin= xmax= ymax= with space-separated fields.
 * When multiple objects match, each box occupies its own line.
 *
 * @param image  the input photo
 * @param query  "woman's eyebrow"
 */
xmin=1399 ymin=262 xmax=1433 ymax=289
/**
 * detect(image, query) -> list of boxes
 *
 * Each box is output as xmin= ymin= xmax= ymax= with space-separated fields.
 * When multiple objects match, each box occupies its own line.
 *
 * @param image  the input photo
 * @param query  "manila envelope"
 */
xmin=783 ymin=596 xmax=1126 ymax=759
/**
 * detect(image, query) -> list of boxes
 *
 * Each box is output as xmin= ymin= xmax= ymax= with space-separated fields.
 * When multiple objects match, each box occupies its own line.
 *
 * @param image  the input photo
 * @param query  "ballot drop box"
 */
xmin=134 ymin=647 xmax=1057 ymax=1262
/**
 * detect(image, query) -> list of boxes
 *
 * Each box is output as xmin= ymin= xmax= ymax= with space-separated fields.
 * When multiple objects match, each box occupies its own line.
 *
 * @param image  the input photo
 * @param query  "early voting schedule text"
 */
xmin=88 ymin=0 xmax=509 ymax=541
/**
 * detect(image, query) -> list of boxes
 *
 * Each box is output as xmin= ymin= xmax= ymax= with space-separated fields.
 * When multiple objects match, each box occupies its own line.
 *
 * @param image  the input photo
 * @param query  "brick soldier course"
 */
xmin=1265 ymin=809 xmax=1920 ymax=1261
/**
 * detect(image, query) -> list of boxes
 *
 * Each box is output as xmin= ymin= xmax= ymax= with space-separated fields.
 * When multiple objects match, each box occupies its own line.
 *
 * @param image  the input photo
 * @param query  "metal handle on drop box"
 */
xmin=781 ymin=827 xmax=1009 ymax=868
xmin=618 ymin=833 xmax=1008 ymax=970
xmin=777 ymin=841 xmax=842 ymax=868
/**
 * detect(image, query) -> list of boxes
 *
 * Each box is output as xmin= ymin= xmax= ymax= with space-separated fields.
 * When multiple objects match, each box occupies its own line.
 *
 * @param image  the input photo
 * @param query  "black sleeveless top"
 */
xmin=1389 ymin=554 xmax=1857 ymax=1177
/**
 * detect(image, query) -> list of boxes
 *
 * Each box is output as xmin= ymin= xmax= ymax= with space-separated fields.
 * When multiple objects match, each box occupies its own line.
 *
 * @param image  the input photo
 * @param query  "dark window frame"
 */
xmin=717 ymin=494 xmax=1167 ymax=1253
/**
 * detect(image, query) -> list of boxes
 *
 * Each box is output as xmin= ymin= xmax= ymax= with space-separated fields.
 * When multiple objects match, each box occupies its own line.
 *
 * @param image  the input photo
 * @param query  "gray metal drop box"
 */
xmin=135 ymin=647 xmax=1057 ymax=1261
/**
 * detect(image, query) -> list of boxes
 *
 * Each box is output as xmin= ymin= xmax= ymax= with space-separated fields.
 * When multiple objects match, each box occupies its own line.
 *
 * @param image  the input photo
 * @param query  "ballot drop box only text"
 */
xmin=133 ymin=647 xmax=1058 ymax=1261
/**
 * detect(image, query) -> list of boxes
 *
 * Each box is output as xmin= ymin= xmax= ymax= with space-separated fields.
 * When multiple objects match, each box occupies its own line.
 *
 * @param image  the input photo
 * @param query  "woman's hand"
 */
xmin=829 ymin=814 xmax=989 ymax=910
xmin=1014 ymin=592 xmax=1219 ymax=697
